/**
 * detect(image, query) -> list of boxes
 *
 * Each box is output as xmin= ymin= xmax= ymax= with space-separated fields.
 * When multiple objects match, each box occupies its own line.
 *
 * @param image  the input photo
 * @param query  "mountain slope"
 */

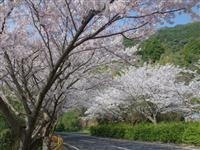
xmin=124 ymin=22 xmax=200 ymax=68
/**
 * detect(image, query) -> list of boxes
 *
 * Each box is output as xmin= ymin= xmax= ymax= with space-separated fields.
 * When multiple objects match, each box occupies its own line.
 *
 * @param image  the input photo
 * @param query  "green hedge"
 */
xmin=55 ymin=110 xmax=81 ymax=132
xmin=182 ymin=123 xmax=200 ymax=146
xmin=90 ymin=124 xmax=127 ymax=138
xmin=90 ymin=122 xmax=200 ymax=145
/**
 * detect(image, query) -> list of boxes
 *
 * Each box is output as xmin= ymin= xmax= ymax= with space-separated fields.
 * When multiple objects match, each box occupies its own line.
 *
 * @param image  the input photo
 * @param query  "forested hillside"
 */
xmin=124 ymin=22 xmax=200 ymax=69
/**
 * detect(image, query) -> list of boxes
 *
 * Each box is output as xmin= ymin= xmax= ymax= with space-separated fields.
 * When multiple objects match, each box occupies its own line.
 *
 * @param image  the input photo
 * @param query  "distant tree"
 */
xmin=85 ymin=87 xmax=128 ymax=122
xmin=117 ymin=64 xmax=199 ymax=124
xmin=138 ymin=37 xmax=165 ymax=63
xmin=140 ymin=22 xmax=200 ymax=67
xmin=182 ymin=38 xmax=200 ymax=66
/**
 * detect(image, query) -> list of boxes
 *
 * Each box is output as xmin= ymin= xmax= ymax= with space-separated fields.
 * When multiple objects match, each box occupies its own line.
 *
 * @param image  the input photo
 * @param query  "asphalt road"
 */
xmin=59 ymin=133 xmax=199 ymax=150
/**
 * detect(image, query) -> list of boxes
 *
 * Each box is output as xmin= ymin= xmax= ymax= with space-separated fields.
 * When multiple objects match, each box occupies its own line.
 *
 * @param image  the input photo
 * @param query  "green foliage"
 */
xmin=123 ymin=38 xmax=139 ymax=48
xmin=90 ymin=122 xmax=200 ymax=145
xmin=55 ymin=110 xmax=81 ymax=132
xmin=136 ymin=22 xmax=200 ymax=67
xmin=157 ymin=112 xmax=184 ymax=122
xmin=182 ymin=122 xmax=200 ymax=146
xmin=156 ymin=22 xmax=200 ymax=52
xmin=0 ymin=129 xmax=14 ymax=150
xmin=90 ymin=123 xmax=127 ymax=138
xmin=182 ymin=38 xmax=200 ymax=67
xmin=159 ymin=51 xmax=185 ymax=66
xmin=122 ymin=111 xmax=149 ymax=125
xmin=138 ymin=37 xmax=165 ymax=63
xmin=0 ymin=113 xmax=15 ymax=150
xmin=55 ymin=123 xmax=65 ymax=132
xmin=190 ymin=98 xmax=200 ymax=105
xmin=0 ymin=114 xmax=9 ymax=131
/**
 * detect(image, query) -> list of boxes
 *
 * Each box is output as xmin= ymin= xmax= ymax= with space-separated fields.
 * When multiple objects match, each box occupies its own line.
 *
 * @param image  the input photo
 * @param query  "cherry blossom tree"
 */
xmin=117 ymin=64 xmax=196 ymax=124
xmin=0 ymin=0 xmax=199 ymax=149
xmin=85 ymin=87 xmax=129 ymax=121
xmin=86 ymin=64 xmax=199 ymax=124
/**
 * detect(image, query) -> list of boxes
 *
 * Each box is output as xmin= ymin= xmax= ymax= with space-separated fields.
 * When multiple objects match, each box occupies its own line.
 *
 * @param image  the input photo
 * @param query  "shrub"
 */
xmin=132 ymin=122 xmax=185 ymax=143
xmin=55 ymin=123 xmax=65 ymax=132
xmin=55 ymin=110 xmax=81 ymax=132
xmin=90 ymin=123 xmax=127 ymax=138
xmin=90 ymin=122 xmax=200 ymax=146
xmin=157 ymin=112 xmax=184 ymax=122
xmin=182 ymin=122 xmax=200 ymax=146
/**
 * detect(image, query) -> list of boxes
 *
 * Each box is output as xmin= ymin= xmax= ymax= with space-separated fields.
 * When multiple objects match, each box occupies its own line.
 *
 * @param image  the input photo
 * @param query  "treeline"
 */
xmin=124 ymin=22 xmax=200 ymax=69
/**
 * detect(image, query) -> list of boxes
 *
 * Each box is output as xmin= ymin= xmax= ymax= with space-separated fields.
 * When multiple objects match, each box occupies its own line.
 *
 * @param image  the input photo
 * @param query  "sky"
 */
xmin=171 ymin=13 xmax=192 ymax=26
xmin=161 ymin=6 xmax=200 ymax=27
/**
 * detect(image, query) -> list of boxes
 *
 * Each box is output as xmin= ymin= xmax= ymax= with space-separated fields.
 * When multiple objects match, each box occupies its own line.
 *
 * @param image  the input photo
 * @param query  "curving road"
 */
xmin=59 ymin=133 xmax=199 ymax=150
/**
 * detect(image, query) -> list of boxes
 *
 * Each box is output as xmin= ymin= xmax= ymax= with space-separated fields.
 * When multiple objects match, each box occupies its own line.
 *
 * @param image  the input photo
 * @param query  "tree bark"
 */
xmin=146 ymin=115 xmax=157 ymax=125
xmin=19 ymin=135 xmax=42 ymax=150
xmin=23 ymin=139 xmax=32 ymax=150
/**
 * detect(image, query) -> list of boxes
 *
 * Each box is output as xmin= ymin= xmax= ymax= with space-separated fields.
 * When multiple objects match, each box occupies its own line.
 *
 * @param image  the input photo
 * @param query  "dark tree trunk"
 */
xmin=19 ymin=136 xmax=42 ymax=150
xmin=20 ymin=133 xmax=32 ymax=150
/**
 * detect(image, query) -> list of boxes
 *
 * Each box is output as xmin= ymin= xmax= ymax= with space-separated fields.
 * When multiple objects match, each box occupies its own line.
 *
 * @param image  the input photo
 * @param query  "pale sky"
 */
xmin=161 ymin=6 xmax=200 ymax=27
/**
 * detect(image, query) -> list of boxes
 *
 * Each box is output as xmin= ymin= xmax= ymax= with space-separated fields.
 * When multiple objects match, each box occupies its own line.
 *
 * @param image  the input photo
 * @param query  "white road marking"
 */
xmin=65 ymin=143 xmax=80 ymax=150
xmin=80 ymin=139 xmax=96 ymax=143
xmin=112 ymin=145 xmax=132 ymax=150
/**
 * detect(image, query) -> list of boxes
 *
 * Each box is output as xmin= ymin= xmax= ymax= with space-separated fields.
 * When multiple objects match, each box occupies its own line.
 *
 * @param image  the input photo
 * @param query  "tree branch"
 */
xmin=31 ymin=9 xmax=98 ymax=132
xmin=4 ymin=51 xmax=32 ymax=114
xmin=125 ymin=8 xmax=186 ymax=19
xmin=0 ymin=7 xmax=14 ymax=35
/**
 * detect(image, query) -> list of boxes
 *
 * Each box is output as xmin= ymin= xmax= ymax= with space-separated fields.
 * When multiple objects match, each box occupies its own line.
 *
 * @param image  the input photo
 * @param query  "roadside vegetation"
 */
xmin=55 ymin=110 xmax=83 ymax=132
xmin=90 ymin=122 xmax=200 ymax=146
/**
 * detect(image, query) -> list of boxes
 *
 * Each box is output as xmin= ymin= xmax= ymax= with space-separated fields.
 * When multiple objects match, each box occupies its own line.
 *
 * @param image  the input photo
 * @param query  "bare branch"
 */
xmin=0 ymin=7 xmax=14 ymax=35
xmin=92 ymin=22 xmax=148 ymax=39
xmin=125 ymin=8 xmax=186 ymax=19
xmin=65 ymin=0 xmax=78 ymax=32
xmin=4 ymin=51 xmax=32 ymax=114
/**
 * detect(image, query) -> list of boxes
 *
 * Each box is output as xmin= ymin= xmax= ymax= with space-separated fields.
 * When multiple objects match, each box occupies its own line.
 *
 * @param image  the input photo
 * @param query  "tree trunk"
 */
xmin=19 ymin=141 xmax=31 ymax=150
xmin=19 ymin=137 xmax=42 ymax=150
xmin=152 ymin=114 xmax=157 ymax=125
xmin=42 ymin=137 xmax=52 ymax=150
xmin=151 ymin=118 xmax=157 ymax=125
xmin=146 ymin=115 xmax=157 ymax=125
xmin=19 ymin=134 xmax=32 ymax=150
xmin=42 ymin=138 xmax=48 ymax=150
